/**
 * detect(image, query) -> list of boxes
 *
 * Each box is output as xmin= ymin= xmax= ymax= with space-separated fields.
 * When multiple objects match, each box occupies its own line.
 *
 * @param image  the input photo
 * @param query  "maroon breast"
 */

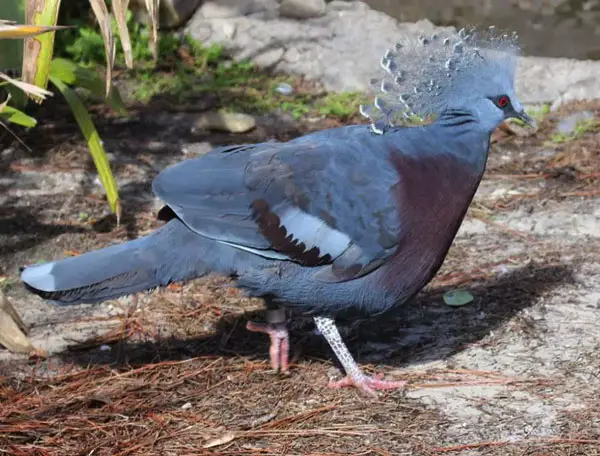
xmin=377 ymin=151 xmax=485 ymax=298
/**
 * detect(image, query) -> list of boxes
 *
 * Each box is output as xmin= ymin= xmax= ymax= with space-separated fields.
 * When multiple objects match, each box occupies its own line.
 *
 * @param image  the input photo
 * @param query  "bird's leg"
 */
xmin=314 ymin=315 xmax=406 ymax=397
xmin=246 ymin=307 xmax=290 ymax=373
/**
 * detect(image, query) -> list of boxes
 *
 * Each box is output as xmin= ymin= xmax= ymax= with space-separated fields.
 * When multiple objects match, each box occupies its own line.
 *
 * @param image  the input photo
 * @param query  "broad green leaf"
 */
xmin=50 ymin=58 xmax=127 ymax=116
xmin=0 ymin=3 xmax=26 ymax=108
xmin=0 ymin=103 xmax=37 ymax=127
xmin=22 ymin=0 xmax=63 ymax=102
xmin=443 ymin=290 xmax=474 ymax=307
xmin=50 ymin=74 xmax=120 ymax=217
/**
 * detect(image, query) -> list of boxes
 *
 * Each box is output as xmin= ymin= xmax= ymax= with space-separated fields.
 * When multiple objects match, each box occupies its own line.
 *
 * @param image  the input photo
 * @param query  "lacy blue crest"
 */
xmin=361 ymin=26 xmax=520 ymax=134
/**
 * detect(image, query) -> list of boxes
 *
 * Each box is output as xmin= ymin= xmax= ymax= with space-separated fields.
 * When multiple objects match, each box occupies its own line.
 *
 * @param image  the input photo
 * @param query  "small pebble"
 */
xmin=274 ymin=82 xmax=294 ymax=95
xmin=181 ymin=402 xmax=192 ymax=410
xmin=99 ymin=344 xmax=112 ymax=351
xmin=192 ymin=111 xmax=256 ymax=134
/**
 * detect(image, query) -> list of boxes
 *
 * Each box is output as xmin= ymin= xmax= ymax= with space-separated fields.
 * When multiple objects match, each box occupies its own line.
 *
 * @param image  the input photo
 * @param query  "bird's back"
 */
xmin=222 ymin=120 xmax=491 ymax=316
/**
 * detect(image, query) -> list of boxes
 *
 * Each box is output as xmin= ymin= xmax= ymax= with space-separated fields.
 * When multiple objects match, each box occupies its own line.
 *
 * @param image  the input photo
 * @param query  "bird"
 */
xmin=20 ymin=27 xmax=533 ymax=397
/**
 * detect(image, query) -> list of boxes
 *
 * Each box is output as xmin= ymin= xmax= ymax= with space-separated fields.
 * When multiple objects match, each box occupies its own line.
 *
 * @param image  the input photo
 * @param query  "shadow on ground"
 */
xmin=56 ymin=262 xmax=573 ymax=374
xmin=0 ymin=93 xmax=315 ymax=258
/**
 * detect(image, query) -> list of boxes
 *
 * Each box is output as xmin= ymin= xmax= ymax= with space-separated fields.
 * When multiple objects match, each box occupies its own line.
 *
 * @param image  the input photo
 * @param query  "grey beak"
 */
xmin=515 ymin=110 xmax=536 ymax=128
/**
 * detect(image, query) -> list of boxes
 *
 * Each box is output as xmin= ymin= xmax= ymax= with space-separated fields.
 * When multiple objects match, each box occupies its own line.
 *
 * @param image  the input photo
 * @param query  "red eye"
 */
xmin=497 ymin=95 xmax=509 ymax=108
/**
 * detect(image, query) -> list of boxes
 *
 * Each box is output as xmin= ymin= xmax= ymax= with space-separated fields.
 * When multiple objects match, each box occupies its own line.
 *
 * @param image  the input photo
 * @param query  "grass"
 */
xmin=127 ymin=42 xmax=368 ymax=120
xmin=0 ymin=276 xmax=10 ymax=291
xmin=53 ymin=9 xmax=368 ymax=122
xmin=508 ymin=103 xmax=550 ymax=127
xmin=548 ymin=118 xmax=598 ymax=144
xmin=528 ymin=103 xmax=550 ymax=123
xmin=315 ymin=92 xmax=368 ymax=119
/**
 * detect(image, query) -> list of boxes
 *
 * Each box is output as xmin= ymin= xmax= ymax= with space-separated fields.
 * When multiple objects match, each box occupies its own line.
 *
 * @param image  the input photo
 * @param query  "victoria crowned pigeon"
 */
xmin=20 ymin=28 xmax=533 ymax=396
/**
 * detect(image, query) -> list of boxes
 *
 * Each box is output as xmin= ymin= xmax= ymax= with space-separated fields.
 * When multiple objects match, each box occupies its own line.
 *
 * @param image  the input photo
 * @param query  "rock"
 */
xmin=187 ymin=1 xmax=449 ymax=92
xmin=191 ymin=111 xmax=256 ymax=133
xmin=279 ymin=0 xmax=327 ymax=19
xmin=198 ymin=0 xmax=278 ymax=19
xmin=182 ymin=142 xmax=214 ymax=157
xmin=517 ymin=57 xmax=600 ymax=108
xmin=327 ymin=0 xmax=357 ymax=12
xmin=129 ymin=0 xmax=202 ymax=28
xmin=254 ymin=47 xmax=285 ymax=67
xmin=362 ymin=0 xmax=600 ymax=61
xmin=186 ymin=1 xmax=600 ymax=104
xmin=550 ymin=76 xmax=600 ymax=111
xmin=0 ymin=291 xmax=34 ymax=354
xmin=161 ymin=0 xmax=202 ymax=28
xmin=555 ymin=110 xmax=595 ymax=135
xmin=274 ymin=82 xmax=295 ymax=95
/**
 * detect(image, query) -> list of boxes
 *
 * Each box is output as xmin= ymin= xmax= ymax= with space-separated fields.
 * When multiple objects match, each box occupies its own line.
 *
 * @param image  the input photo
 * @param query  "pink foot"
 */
xmin=246 ymin=321 xmax=290 ymax=373
xmin=328 ymin=373 xmax=406 ymax=398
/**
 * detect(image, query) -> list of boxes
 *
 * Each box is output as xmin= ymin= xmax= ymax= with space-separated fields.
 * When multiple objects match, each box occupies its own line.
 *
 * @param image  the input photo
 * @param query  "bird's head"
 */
xmin=361 ymin=27 xmax=535 ymax=134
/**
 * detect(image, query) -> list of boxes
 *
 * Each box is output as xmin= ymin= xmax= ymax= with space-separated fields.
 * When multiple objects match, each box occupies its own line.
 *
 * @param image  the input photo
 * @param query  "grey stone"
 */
xmin=160 ymin=0 xmax=202 ymax=28
xmin=253 ymin=47 xmax=286 ymax=67
xmin=182 ymin=142 xmax=214 ymax=157
xmin=517 ymin=57 xmax=600 ymax=107
xmin=129 ymin=0 xmax=201 ymax=28
xmin=327 ymin=0 xmax=358 ymax=11
xmin=275 ymin=82 xmax=295 ymax=95
xmin=550 ymin=76 xmax=600 ymax=111
xmin=361 ymin=0 xmax=600 ymax=60
xmin=186 ymin=1 xmax=600 ymax=105
xmin=198 ymin=0 xmax=278 ymax=19
xmin=187 ymin=2 xmax=447 ymax=92
xmin=191 ymin=111 xmax=256 ymax=133
xmin=555 ymin=111 xmax=595 ymax=135
xmin=279 ymin=0 xmax=327 ymax=19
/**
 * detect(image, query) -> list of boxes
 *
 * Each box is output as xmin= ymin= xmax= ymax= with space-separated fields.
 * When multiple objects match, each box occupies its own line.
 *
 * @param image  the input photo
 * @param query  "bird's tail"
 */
xmin=20 ymin=219 xmax=216 ymax=305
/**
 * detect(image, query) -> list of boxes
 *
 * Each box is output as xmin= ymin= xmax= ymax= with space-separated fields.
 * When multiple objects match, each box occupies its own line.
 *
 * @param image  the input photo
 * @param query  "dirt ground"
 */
xmin=0 ymin=97 xmax=599 ymax=456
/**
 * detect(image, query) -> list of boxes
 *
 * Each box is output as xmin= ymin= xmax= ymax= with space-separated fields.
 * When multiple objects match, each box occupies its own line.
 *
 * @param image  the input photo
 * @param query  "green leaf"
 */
xmin=443 ymin=290 xmax=474 ymax=307
xmin=49 ymin=74 xmax=120 ymax=216
xmin=49 ymin=58 xmax=127 ymax=116
xmin=0 ymin=4 xmax=25 ymax=89
xmin=0 ymin=104 xmax=37 ymax=127
xmin=22 ymin=0 xmax=63 ymax=102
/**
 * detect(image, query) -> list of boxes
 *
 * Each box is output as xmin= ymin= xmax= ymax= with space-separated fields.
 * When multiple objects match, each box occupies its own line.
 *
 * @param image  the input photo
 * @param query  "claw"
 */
xmin=328 ymin=372 xmax=406 ymax=398
xmin=246 ymin=321 xmax=290 ymax=373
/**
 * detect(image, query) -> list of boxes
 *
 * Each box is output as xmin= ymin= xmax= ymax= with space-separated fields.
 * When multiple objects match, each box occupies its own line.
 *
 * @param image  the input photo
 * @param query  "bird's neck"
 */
xmin=432 ymin=108 xmax=493 ymax=170
xmin=382 ymin=108 xmax=492 ymax=171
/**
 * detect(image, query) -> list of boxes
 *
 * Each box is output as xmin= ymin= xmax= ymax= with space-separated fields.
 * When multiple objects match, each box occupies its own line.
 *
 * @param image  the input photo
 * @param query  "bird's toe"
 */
xmin=328 ymin=372 xmax=406 ymax=398
xmin=246 ymin=320 xmax=290 ymax=373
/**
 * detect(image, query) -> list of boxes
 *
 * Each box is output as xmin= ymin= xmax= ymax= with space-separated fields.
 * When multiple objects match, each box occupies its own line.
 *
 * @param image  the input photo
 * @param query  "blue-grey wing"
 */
xmin=152 ymin=128 xmax=401 ymax=282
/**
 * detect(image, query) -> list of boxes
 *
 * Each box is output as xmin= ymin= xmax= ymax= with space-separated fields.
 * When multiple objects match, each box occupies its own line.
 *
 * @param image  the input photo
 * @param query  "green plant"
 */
xmin=0 ymin=0 xmax=162 ymax=220
xmin=50 ymin=3 xmax=377 ymax=127
xmin=56 ymin=9 xmax=162 ymax=66
xmin=0 ymin=20 xmax=123 ymax=217
xmin=508 ymin=103 xmax=550 ymax=127
xmin=0 ymin=276 xmax=11 ymax=291
xmin=62 ymin=27 xmax=107 ymax=64
xmin=316 ymin=92 xmax=366 ymax=118
xmin=530 ymin=103 xmax=550 ymax=122
xmin=48 ymin=58 xmax=125 ymax=213
xmin=548 ymin=118 xmax=597 ymax=144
